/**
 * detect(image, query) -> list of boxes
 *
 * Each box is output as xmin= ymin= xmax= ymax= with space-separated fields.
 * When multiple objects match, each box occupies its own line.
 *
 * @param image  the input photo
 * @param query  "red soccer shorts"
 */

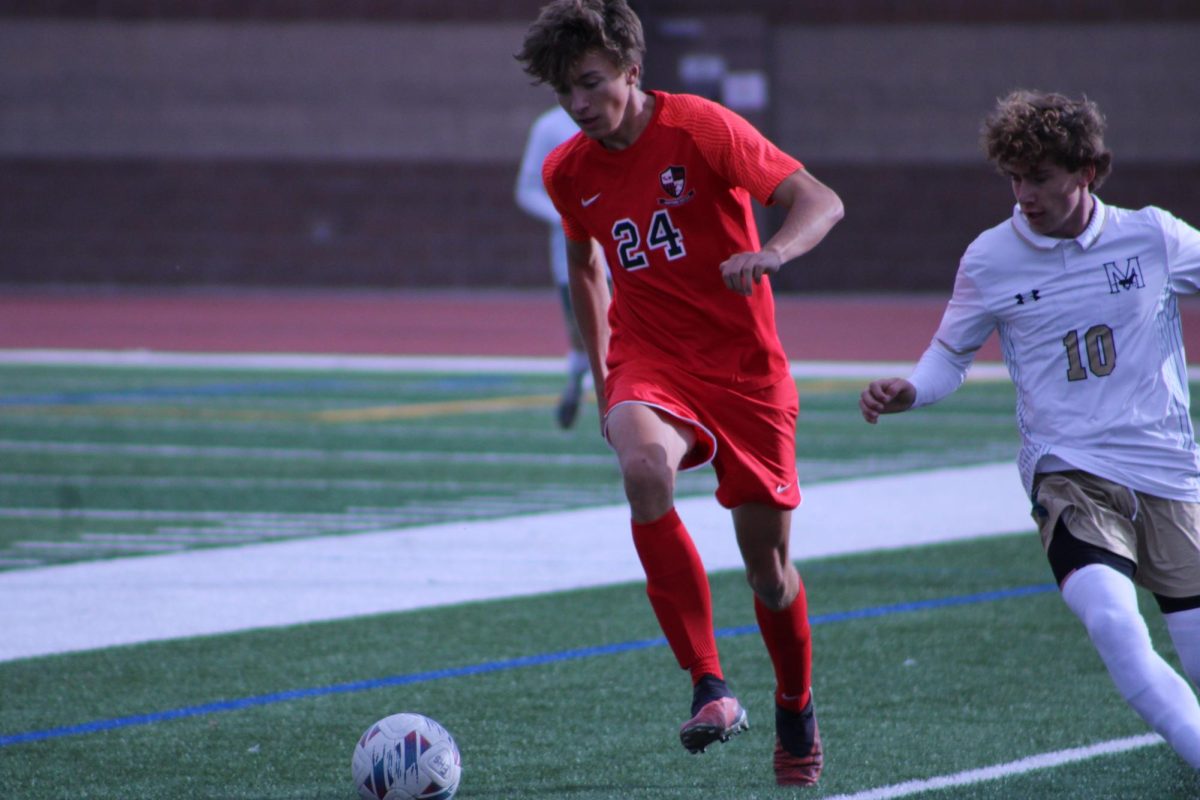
xmin=603 ymin=360 xmax=801 ymax=510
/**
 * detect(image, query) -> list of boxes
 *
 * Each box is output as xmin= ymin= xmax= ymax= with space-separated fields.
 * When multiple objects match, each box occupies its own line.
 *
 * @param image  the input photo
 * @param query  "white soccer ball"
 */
xmin=351 ymin=712 xmax=462 ymax=800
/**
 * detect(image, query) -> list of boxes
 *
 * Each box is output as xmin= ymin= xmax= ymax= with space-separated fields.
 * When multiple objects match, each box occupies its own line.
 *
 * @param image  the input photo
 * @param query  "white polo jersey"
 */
xmin=909 ymin=196 xmax=1200 ymax=501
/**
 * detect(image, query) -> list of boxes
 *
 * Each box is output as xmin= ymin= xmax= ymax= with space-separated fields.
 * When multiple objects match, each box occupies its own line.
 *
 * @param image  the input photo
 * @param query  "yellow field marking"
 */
xmin=0 ymin=405 xmax=285 ymax=422
xmin=0 ymin=394 xmax=562 ymax=423
xmin=310 ymin=394 xmax=560 ymax=422
xmin=794 ymin=378 xmax=869 ymax=394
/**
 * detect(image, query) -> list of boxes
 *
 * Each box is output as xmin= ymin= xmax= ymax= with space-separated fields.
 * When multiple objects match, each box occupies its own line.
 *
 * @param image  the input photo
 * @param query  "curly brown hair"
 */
xmin=982 ymin=90 xmax=1113 ymax=189
xmin=515 ymin=0 xmax=645 ymax=93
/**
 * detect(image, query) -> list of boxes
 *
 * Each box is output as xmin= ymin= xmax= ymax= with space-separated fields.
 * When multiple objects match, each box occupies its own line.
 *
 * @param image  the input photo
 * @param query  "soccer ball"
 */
xmin=351 ymin=712 xmax=462 ymax=800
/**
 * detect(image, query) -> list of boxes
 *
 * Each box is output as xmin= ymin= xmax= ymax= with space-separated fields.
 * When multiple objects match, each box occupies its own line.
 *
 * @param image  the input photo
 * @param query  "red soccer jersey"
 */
xmin=543 ymin=91 xmax=802 ymax=388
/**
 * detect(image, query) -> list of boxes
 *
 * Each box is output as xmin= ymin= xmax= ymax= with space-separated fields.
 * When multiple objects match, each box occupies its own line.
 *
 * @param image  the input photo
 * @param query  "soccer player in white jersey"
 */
xmin=860 ymin=89 xmax=1200 ymax=768
xmin=515 ymin=105 xmax=594 ymax=428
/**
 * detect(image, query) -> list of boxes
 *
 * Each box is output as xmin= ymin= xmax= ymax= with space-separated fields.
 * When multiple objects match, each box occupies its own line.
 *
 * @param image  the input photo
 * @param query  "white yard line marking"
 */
xmin=0 ymin=439 xmax=615 ymax=466
xmin=14 ymin=539 xmax=189 ymax=553
xmin=0 ymin=350 xmax=575 ymax=374
xmin=33 ymin=347 xmax=1193 ymax=387
xmin=0 ymin=508 xmax=456 ymax=522
xmin=21 ymin=347 xmax=1200 ymax=382
xmin=823 ymin=733 xmax=1163 ymax=800
xmin=0 ymin=472 xmax=607 ymax=494
xmin=0 ymin=348 xmax=1040 ymax=380
xmin=0 ymin=462 xmax=1031 ymax=662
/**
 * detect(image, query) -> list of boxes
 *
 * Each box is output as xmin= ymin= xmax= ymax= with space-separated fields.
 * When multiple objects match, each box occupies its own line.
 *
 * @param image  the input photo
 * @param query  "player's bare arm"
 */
xmin=859 ymin=378 xmax=916 ymax=424
xmin=565 ymin=236 xmax=611 ymax=422
xmin=718 ymin=168 xmax=844 ymax=296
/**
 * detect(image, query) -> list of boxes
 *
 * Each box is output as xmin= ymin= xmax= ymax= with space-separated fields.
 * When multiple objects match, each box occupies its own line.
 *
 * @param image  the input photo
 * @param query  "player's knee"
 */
xmin=1079 ymin=602 xmax=1148 ymax=651
xmin=620 ymin=451 xmax=674 ymax=496
xmin=746 ymin=569 xmax=790 ymax=610
xmin=620 ymin=451 xmax=675 ymax=518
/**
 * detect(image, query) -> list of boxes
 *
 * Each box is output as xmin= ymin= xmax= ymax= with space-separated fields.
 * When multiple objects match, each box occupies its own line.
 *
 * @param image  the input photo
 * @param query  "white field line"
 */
xmin=5 ymin=499 xmax=631 ymax=562
xmin=14 ymin=347 xmax=1200 ymax=381
xmin=0 ymin=461 xmax=1032 ymax=663
xmin=0 ymin=350 xmax=575 ymax=374
xmin=14 ymin=539 xmax=189 ymax=553
xmin=0 ymin=508 xmax=442 ymax=523
xmin=823 ymin=733 xmax=1164 ymax=800
xmin=0 ymin=439 xmax=615 ymax=466
xmin=0 ymin=439 xmax=1011 ymax=490
xmin=81 ymin=532 xmax=266 ymax=544
xmin=0 ymin=349 xmax=897 ymax=375
xmin=0 ymin=473 xmax=607 ymax=494
xmin=0 ymin=348 xmax=1034 ymax=381
xmin=7 ymin=350 xmax=1200 ymax=388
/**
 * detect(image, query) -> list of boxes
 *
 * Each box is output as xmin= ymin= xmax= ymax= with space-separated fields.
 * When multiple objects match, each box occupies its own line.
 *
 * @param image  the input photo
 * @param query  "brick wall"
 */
xmin=2 ymin=0 xmax=1195 ymax=22
xmin=1 ymin=14 xmax=1197 ymax=291
xmin=0 ymin=160 xmax=546 ymax=287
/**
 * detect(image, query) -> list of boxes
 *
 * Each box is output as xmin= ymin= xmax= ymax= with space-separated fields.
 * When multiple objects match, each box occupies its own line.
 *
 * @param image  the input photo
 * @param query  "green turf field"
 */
xmin=0 ymin=365 xmax=1019 ymax=570
xmin=1 ymin=535 xmax=1194 ymax=799
xmin=1 ymin=364 xmax=1198 ymax=799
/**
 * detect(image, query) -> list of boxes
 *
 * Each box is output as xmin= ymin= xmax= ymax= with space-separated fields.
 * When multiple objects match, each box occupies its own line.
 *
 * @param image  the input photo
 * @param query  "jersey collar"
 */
xmin=1010 ymin=194 xmax=1108 ymax=251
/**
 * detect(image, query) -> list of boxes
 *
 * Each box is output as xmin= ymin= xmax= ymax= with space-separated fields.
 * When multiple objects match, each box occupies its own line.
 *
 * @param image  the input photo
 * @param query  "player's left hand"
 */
xmin=719 ymin=249 xmax=782 ymax=296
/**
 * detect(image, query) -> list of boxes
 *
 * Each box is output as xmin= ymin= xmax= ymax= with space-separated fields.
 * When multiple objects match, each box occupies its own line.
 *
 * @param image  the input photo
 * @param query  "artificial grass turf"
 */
xmin=3 ymin=533 xmax=1193 ymax=799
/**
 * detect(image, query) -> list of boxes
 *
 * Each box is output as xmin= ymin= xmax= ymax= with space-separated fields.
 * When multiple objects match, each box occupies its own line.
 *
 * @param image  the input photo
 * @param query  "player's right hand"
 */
xmin=859 ymin=378 xmax=916 ymax=424
xmin=718 ymin=249 xmax=782 ymax=296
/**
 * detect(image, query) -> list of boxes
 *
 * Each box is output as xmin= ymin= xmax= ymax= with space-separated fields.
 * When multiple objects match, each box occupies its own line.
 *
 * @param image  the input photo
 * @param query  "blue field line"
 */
xmin=0 ymin=375 xmax=533 ymax=408
xmin=0 ymin=379 xmax=359 ymax=407
xmin=0 ymin=583 xmax=1056 ymax=748
xmin=713 ymin=583 xmax=1057 ymax=637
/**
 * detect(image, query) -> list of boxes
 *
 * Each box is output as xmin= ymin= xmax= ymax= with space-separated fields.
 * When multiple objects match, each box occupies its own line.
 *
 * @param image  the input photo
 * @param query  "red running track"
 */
xmin=3 ymin=287 xmax=1200 ymax=362
xmin=0 ymin=288 xmax=970 ymax=362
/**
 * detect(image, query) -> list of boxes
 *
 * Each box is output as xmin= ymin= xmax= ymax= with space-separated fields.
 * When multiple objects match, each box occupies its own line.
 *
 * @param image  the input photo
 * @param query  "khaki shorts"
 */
xmin=1031 ymin=470 xmax=1200 ymax=598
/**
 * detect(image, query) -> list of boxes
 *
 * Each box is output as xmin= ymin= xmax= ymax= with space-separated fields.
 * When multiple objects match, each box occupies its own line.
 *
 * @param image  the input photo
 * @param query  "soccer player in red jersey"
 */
xmin=517 ymin=0 xmax=844 ymax=785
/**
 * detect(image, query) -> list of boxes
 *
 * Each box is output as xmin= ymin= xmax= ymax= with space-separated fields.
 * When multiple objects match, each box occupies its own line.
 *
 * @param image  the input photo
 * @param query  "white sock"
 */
xmin=1166 ymin=606 xmax=1200 ymax=689
xmin=1061 ymin=564 xmax=1200 ymax=768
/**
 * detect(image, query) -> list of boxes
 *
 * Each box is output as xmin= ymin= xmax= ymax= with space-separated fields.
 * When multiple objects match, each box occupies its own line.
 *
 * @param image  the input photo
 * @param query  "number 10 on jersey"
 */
xmin=1063 ymin=324 xmax=1116 ymax=381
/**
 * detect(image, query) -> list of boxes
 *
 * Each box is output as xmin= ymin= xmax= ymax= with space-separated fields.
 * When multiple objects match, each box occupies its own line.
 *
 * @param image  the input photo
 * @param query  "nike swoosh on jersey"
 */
xmin=581 ymin=193 xmax=601 ymax=207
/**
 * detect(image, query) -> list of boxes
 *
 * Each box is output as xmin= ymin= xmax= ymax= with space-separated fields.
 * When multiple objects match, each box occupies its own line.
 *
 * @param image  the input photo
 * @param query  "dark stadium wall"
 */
xmin=0 ymin=8 xmax=1197 ymax=291
xmin=0 ymin=1 xmax=1193 ymax=23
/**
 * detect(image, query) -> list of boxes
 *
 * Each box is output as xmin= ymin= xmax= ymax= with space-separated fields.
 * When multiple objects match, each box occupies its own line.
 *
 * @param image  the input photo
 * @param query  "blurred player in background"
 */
xmin=860 ymin=89 xmax=1200 ymax=769
xmin=517 ymin=0 xmax=844 ymax=786
xmin=516 ymin=105 xmax=594 ymax=428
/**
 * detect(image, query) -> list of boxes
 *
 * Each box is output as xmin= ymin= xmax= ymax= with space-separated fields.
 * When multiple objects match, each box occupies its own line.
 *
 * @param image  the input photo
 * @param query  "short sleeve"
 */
xmin=1156 ymin=207 xmax=1200 ymax=295
xmin=542 ymin=144 xmax=591 ymax=243
xmin=669 ymin=96 xmax=802 ymax=207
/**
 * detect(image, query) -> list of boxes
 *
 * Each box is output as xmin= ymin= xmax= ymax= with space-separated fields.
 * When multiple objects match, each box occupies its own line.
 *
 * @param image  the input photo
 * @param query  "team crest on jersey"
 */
xmin=1103 ymin=256 xmax=1146 ymax=294
xmin=657 ymin=165 xmax=695 ymax=206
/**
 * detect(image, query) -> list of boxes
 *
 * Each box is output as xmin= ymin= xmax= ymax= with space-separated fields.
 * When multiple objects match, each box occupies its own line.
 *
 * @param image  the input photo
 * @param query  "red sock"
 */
xmin=755 ymin=580 xmax=812 ymax=711
xmin=631 ymin=508 xmax=722 ymax=684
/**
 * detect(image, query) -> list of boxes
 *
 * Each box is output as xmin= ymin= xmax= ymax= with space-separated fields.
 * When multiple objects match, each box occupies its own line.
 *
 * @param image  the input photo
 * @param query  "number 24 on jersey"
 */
xmin=611 ymin=209 xmax=686 ymax=271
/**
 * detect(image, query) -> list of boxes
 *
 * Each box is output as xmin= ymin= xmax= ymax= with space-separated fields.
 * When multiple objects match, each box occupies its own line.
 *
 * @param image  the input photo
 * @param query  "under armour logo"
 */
xmin=1015 ymin=290 xmax=1041 ymax=305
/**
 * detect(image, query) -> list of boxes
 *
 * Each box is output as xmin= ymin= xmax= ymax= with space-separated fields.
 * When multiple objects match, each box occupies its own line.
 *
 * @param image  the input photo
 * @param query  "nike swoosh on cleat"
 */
xmin=581 ymin=193 xmax=601 ymax=207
